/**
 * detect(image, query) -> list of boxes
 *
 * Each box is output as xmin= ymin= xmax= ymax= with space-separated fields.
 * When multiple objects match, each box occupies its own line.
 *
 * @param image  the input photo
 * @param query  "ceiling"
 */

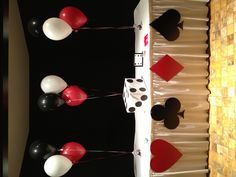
xmin=17 ymin=0 xmax=140 ymax=177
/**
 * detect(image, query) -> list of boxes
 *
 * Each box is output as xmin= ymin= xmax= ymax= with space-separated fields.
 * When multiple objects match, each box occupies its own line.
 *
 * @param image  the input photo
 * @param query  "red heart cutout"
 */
xmin=150 ymin=139 xmax=182 ymax=172
xmin=62 ymin=85 xmax=88 ymax=106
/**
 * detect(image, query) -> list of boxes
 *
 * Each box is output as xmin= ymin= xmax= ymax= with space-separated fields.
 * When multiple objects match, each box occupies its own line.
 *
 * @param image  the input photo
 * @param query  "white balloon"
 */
xmin=44 ymin=155 xmax=72 ymax=177
xmin=42 ymin=17 xmax=72 ymax=41
xmin=41 ymin=75 xmax=68 ymax=94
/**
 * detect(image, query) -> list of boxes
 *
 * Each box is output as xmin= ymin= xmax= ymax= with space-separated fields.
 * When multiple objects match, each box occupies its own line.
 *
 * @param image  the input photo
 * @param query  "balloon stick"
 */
xmin=66 ymin=93 xmax=122 ymax=103
xmin=74 ymin=24 xmax=142 ymax=32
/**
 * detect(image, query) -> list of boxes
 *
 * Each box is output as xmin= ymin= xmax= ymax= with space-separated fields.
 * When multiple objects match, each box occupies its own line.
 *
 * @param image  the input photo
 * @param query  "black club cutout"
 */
xmin=150 ymin=9 xmax=184 ymax=41
xmin=150 ymin=97 xmax=185 ymax=129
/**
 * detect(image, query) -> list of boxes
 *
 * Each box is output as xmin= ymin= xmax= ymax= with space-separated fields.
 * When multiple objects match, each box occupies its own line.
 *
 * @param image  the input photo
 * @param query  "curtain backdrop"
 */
xmin=150 ymin=0 xmax=210 ymax=176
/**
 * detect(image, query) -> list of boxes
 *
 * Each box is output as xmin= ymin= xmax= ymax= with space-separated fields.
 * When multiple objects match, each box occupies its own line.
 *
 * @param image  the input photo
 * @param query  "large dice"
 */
xmin=122 ymin=78 xmax=148 ymax=113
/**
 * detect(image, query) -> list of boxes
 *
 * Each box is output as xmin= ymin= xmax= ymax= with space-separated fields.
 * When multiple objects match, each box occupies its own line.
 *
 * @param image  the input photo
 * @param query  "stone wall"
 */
xmin=208 ymin=0 xmax=236 ymax=176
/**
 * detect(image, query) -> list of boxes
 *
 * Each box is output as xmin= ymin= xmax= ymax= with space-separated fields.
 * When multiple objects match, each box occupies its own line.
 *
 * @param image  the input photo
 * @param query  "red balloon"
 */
xmin=62 ymin=85 xmax=88 ymax=106
xmin=60 ymin=142 xmax=86 ymax=164
xmin=59 ymin=6 xmax=88 ymax=30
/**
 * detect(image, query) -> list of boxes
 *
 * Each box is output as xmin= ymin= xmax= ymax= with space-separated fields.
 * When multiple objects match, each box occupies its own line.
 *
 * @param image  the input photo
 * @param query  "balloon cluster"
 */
xmin=29 ymin=140 xmax=86 ymax=177
xmin=38 ymin=75 xmax=88 ymax=111
xmin=28 ymin=6 xmax=88 ymax=41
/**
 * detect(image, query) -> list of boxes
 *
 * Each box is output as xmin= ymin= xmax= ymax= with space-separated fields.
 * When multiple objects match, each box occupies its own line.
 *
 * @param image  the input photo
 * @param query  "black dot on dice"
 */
xmin=129 ymin=107 xmax=135 ymax=112
xmin=136 ymin=79 xmax=143 ymax=82
xmin=141 ymin=95 xmax=148 ymax=101
xmin=127 ymin=79 xmax=133 ymax=83
xmin=139 ymin=87 xmax=146 ymax=92
xmin=130 ymin=88 xmax=137 ymax=92
xmin=135 ymin=101 xmax=142 ymax=107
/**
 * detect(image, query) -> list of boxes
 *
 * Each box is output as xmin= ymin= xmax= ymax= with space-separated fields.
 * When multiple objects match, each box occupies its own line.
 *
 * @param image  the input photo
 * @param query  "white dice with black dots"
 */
xmin=122 ymin=78 xmax=148 ymax=113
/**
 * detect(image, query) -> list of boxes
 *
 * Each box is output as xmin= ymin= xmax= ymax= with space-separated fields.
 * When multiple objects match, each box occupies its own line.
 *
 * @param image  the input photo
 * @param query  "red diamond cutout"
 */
xmin=150 ymin=55 xmax=184 ymax=81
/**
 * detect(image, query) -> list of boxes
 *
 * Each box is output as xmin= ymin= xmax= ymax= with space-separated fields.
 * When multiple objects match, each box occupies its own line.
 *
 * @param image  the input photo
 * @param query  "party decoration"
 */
xmin=29 ymin=140 xmax=56 ymax=160
xmin=38 ymin=93 xmax=65 ymax=111
xmin=122 ymin=78 xmax=148 ymax=113
xmin=150 ymin=54 xmax=184 ymax=82
xmin=60 ymin=142 xmax=86 ymax=164
xmin=44 ymin=155 xmax=72 ymax=177
xmin=150 ymin=139 xmax=182 ymax=172
xmin=27 ymin=18 xmax=43 ymax=37
xmin=59 ymin=6 xmax=88 ymax=30
xmin=151 ymin=105 xmax=165 ymax=121
xmin=134 ymin=52 xmax=143 ymax=67
xmin=62 ymin=85 xmax=88 ymax=106
xmin=144 ymin=34 xmax=148 ymax=46
xmin=150 ymin=9 xmax=184 ymax=41
xmin=151 ymin=97 xmax=185 ymax=129
xmin=42 ymin=17 xmax=72 ymax=41
xmin=41 ymin=75 xmax=68 ymax=94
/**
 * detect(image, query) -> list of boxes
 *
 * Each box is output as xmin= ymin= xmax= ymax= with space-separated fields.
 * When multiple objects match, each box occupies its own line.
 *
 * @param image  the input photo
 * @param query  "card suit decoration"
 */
xmin=151 ymin=97 xmax=185 ymax=129
xmin=150 ymin=55 xmax=184 ymax=81
xmin=150 ymin=139 xmax=183 ymax=172
xmin=150 ymin=9 xmax=184 ymax=41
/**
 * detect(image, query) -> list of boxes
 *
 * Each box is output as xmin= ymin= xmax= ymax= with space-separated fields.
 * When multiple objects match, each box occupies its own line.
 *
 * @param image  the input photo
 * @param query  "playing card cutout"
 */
xmin=150 ymin=139 xmax=182 ymax=172
xmin=150 ymin=55 xmax=184 ymax=81
xmin=150 ymin=9 xmax=184 ymax=41
xmin=123 ymin=78 xmax=148 ymax=113
xmin=151 ymin=97 xmax=185 ymax=129
xmin=134 ymin=53 xmax=143 ymax=67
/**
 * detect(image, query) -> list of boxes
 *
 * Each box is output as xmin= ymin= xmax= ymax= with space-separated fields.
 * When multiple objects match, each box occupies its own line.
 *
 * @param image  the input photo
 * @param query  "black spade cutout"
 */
xmin=150 ymin=97 xmax=185 ymax=129
xmin=150 ymin=9 xmax=184 ymax=41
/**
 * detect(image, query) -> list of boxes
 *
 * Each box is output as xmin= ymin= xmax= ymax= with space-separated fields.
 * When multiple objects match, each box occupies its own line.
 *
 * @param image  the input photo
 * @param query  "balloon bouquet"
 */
xmin=38 ymin=74 xmax=122 ymax=111
xmin=38 ymin=75 xmax=88 ymax=111
xmin=28 ymin=6 xmax=88 ymax=40
xmin=28 ymin=6 xmax=140 ymax=41
xmin=29 ymin=140 xmax=136 ymax=177
xmin=29 ymin=140 xmax=86 ymax=177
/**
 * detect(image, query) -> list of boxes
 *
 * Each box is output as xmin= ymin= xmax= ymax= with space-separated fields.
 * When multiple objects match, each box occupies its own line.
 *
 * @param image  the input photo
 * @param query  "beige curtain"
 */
xmin=150 ymin=0 xmax=210 ymax=176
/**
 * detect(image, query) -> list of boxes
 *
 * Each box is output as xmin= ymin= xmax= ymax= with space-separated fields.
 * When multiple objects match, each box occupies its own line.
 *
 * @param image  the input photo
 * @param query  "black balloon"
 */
xmin=29 ymin=140 xmax=57 ymax=160
xmin=27 ymin=18 xmax=43 ymax=37
xmin=151 ymin=105 xmax=165 ymax=121
xmin=149 ymin=9 xmax=184 ymax=41
xmin=37 ymin=93 xmax=64 ymax=111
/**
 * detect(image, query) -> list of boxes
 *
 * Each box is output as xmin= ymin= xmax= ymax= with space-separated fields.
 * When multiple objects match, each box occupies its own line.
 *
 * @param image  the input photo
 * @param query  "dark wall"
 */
xmin=17 ymin=0 xmax=139 ymax=177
